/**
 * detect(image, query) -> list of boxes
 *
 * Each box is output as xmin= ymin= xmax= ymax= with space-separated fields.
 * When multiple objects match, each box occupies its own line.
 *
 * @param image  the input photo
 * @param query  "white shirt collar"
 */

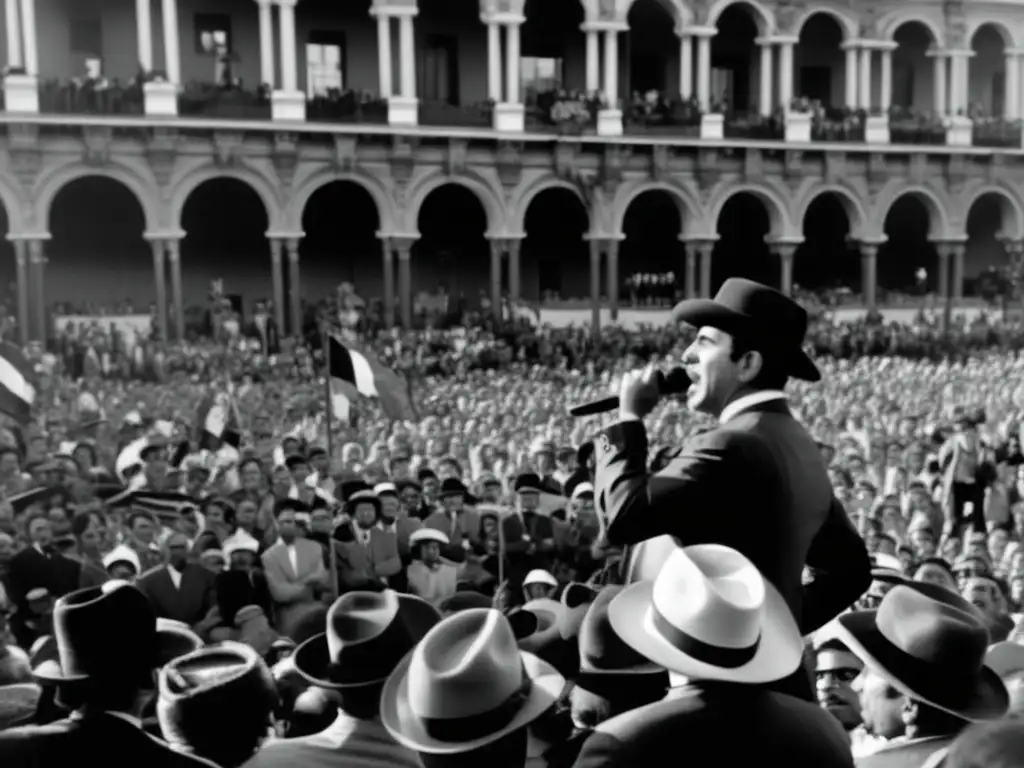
xmin=718 ymin=390 xmax=789 ymax=424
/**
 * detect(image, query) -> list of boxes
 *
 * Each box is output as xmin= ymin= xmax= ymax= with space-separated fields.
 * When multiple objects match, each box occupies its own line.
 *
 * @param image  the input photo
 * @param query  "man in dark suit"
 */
xmin=0 ymin=583 xmax=217 ymax=768
xmin=594 ymin=279 xmax=871 ymax=701
xmin=135 ymin=533 xmax=218 ymax=638
xmin=6 ymin=510 xmax=81 ymax=611
xmin=244 ymin=300 xmax=280 ymax=354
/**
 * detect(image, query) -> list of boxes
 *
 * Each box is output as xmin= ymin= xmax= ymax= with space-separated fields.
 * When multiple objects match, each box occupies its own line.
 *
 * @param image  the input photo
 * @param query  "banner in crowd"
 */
xmin=53 ymin=315 xmax=152 ymax=350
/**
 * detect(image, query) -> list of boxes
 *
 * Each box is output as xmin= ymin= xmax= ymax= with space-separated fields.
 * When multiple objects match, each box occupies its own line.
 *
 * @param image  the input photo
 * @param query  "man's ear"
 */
xmin=736 ymin=349 xmax=765 ymax=384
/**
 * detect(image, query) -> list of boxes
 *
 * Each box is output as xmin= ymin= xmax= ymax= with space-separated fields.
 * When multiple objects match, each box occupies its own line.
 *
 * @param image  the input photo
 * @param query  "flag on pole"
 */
xmin=328 ymin=336 xmax=415 ymax=421
xmin=195 ymin=392 xmax=241 ymax=450
xmin=0 ymin=343 xmax=35 ymax=424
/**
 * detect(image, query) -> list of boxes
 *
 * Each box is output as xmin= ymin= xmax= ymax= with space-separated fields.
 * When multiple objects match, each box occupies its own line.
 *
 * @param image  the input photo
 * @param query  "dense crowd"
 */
xmin=1 ymin=304 xmax=1024 ymax=767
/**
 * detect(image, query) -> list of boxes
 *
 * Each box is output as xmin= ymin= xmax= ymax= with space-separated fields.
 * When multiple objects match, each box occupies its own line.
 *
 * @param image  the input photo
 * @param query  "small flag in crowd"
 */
xmin=195 ymin=391 xmax=241 ymax=450
xmin=0 ymin=342 xmax=36 ymax=424
xmin=328 ymin=336 xmax=416 ymax=422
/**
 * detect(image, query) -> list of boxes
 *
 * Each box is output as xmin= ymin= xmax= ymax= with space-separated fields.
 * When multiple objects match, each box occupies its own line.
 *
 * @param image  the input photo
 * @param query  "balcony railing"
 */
xmin=177 ymin=83 xmax=270 ymax=120
xmin=623 ymin=94 xmax=701 ymax=137
xmin=811 ymin=108 xmax=866 ymax=143
xmin=886 ymin=107 xmax=945 ymax=145
xmin=972 ymin=117 xmax=1022 ymax=148
xmin=39 ymin=78 xmax=144 ymax=115
xmin=418 ymin=100 xmax=493 ymax=128
xmin=525 ymin=91 xmax=600 ymax=134
xmin=306 ymin=90 xmax=387 ymax=124
xmin=724 ymin=111 xmax=784 ymax=140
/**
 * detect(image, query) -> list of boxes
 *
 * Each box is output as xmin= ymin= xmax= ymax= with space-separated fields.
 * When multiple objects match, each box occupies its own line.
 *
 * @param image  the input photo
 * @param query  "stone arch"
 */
xmin=794 ymin=184 xmax=868 ymax=241
xmin=791 ymin=7 xmax=857 ymax=41
xmin=611 ymin=180 xmax=701 ymax=235
xmin=961 ymin=185 xmax=1024 ymax=241
xmin=705 ymin=0 xmax=775 ymax=35
xmin=872 ymin=184 xmax=951 ymax=240
xmin=404 ymin=172 xmax=506 ymax=235
xmin=878 ymin=13 xmax=945 ymax=47
xmin=967 ymin=19 xmax=1018 ymax=49
xmin=0 ymin=175 xmax=26 ymax=234
xmin=288 ymin=171 xmax=396 ymax=234
xmin=620 ymin=0 xmax=694 ymax=28
xmin=170 ymin=165 xmax=283 ymax=233
xmin=706 ymin=183 xmax=793 ymax=239
xmin=508 ymin=176 xmax=589 ymax=236
xmin=33 ymin=163 xmax=159 ymax=234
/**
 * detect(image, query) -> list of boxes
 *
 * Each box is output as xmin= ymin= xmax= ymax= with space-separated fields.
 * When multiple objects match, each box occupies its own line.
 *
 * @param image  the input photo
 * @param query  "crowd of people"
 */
xmin=1 ymin=285 xmax=1024 ymax=767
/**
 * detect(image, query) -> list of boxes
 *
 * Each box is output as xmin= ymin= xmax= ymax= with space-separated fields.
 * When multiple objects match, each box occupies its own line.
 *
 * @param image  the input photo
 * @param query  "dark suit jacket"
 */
xmin=595 ymin=399 xmax=871 ymax=637
xmin=134 ymin=563 xmax=216 ymax=628
xmin=571 ymin=683 xmax=854 ymax=768
xmin=6 ymin=548 xmax=81 ymax=608
xmin=0 ymin=711 xmax=218 ymax=768
xmin=335 ymin=526 xmax=402 ymax=590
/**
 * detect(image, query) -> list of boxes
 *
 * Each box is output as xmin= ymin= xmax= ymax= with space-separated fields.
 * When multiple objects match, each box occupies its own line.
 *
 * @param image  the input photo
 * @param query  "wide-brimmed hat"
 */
xmin=292 ymin=590 xmax=440 ymax=689
xmin=438 ymin=478 xmax=468 ymax=498
xmin=409 ymin=528 xmax=450 ymax=548
xmin=155 ymin=618 xmax=204 ymax=667
xmin=986 ymin=641 xmax=1024 ymax=680
xmin=558 ymin=582 xmax=600 ymax=640
xmin=670 ymin=278 xmax=820 ymax=382
xmin=342 ymin=490 xmax=381 ymax=519
xmin=34 ymin=581 xmax=158 ymax=685
xmin=0 ymin=683 xmax=41 ymax=729
xmin=835 ymin=582 xmax=1008 ymax=722
xmin=608 ymin=544 xmax=802 ymax=684
xmin=381 ymin=608 xmax=565 ymax=755
xmin=516 ymin=598 xmax=565 ymax=656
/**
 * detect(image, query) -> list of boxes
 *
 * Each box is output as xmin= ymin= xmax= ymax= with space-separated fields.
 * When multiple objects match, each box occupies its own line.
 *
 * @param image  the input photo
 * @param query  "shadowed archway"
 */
xmin=712 ymin=193 xmax=774 ymax=290
xmin=522 ymin=188 xmax=589 ymax=303
xmin=621 ymin=190 xmax=683 ymax=306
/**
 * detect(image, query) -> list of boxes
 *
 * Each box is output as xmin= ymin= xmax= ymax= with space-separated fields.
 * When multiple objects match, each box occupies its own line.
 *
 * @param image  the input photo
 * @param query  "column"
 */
xmin=257 ymin=0 xmax=275 ymax=88
xmin=880 ymin=47 xmax=893 ymax=112
xmin=278 ymin=0 xmax=298 ymax=92
xmin=399 ymin=14 xmax=416 ymax=99
xmin=5 ymin=0 xmax=22 ymax=69
xmin=757 ymin=40 xmax=773 ymax=116
xmin=603 ymin=30 xmax=619 ymax=107
xmin=395 ymin=239 xmax=414 ymax=328
xmin=167 ymin=239 xmax=184 ymax=341
xmin=936 ymin=244 xmax=951 ymax=304
xmin=488 ymin=239 xmax=503 ymax=322
xmin=858 ymin=46 xmax=872 ymax=112
xmin=859 ymin=244 xmax=878 ymax=311
xmin=136 ymin=0 xmax=153 ymax=73
xmin=950 ymin=243 xmax=965 ymax=301
xmin=843 ymin=43 xmax=857 ymax=109
xmin=380 ymin=237 xmax=395 ymax=327
xmin=487 ymin=21 xmax=502 ymax=102
xmin=19 ymin=0 xmax=37 ymax=75
xmin=683 ymin=241 xmax=698 ymax=299
xmin=508 ymin=238 xmax=521 ymax=303
xmin=505 ymin=22 xmax=521 ymax=105
xmin=588 ymin=238 xmax=601 ymax=338
xmin=698 ymin=241 xmax=714 ymax=298
xmin=376 ymin=14 xmax=393 ymax=97
xmin=28 ymin=239 xmax=45 ymax=342
xmin=1005 ymin=51 xmax=1020 ymax=120
xmin=269 ymin=238 xmax=286 ymax=332
xmin=12 ymin=241 xmax=28 ymax=344
xmin=606 ymin=240 xmax=620 ymax=322
xmin=150 ymin=239 xmax=168 ymax=343
xmin=285 ymin=238 xmax=301 ymax=335
xmin=159 ymin=0 xmax=180 ymax=84
xmin=679 ymin=34 xmax=693 ymax=100
xmin=933 ymin=53 xmax=948 ymax=117
xmin=778 ymin=39 xmax=794 ymax=111
xmin=585 ymin=28 xmax=600 ymax=94
xmin=696 ymin=34 xmax=711 ymax=111
xmin=772 ymin=244 xmax=797 ymax=297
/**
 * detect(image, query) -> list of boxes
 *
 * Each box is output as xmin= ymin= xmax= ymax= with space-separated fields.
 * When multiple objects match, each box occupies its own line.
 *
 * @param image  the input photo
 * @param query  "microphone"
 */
xmin=568 ymin=367 xmax=691 ymax=417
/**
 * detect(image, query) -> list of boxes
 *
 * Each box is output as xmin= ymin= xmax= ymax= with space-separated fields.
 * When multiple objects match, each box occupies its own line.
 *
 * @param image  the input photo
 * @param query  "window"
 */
xmin=70 ymin=16 xmax=103 ymax=55
xmin=423 ymin=35 xmax=458 ymax=104
xmin=195 ymin=14 xmax=232 ymax=55
xmin=521 ymin=57 xmax=562 ymax=100
xmin=307 ymin=32 xmax=346 ymax=97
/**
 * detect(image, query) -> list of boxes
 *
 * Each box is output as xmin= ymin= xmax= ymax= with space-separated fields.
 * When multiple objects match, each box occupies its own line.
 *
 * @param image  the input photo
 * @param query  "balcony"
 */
xmin=623 ymin=93 xmax=701 ymax=138
xmin=39 ymin=77 xmax=144 ymax=116
xmin=810 ymin=107 xmax=866 ymax=144
xmin=306 ymin=90 xmax=388 ymax=125
xmin=724 ymin=110 xmax=784 ymax=141
xmin=887 ymin=107 xmax=946 ymax=146
xmin=418 ymin=100 xmax=493 ymax=128
xmin=972 ymin=117 xmax=1023 ymax=149
xmin=177 ymin=82 xmax=271 ymax=120
xmin=525 ymin=91 xmax=600 ymax=135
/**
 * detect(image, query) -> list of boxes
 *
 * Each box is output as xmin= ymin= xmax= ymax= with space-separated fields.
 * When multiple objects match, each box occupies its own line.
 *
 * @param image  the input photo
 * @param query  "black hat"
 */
xmin=670 ymin=278 xmax=820 ymax=382
xmin=292 ymin=591 xmax=440 ymax=689
xmin=339 ymin=479 xmax=372 ymax=503
xmin=284 ymin=454 xmax=309 ymax=471
xmin=140 ymin=436 xmax=170 ymax=461
xmin=438 ymin=478 xmax=467 ymax=498
xmin=306 ymin=447 xmax=327 ymax=460
xmin=342 ymin=490 xmax=381 ymax=520
xmin=514 ymin=473 xmax=543 ymax=494
xmin=34 ymin=582 xmax=158 ymax=686
xmin=417 ymin=468 xmax=437 ymax=482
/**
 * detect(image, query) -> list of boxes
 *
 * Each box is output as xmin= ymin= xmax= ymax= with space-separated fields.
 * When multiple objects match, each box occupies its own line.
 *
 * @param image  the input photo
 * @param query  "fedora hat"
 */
xmin=558 ymin=582 xmax=600 ymax=641
xmin=155 ymin=618 xmax=204 ymax=668
xmin=608 ymin=544 xmax=802 ymax=684
xmin=579 ymin=586 xmax=663 ymax=677
xmin=0 ymin=683 xmax=41 ymax=730
xmin=34 ymin=581 xmax=158 ymax=685
xmin=670 ymin=278 xmax=820 ymax=382
xmin=515 ymin=598 xmax=564 ymax=653
xmin=292 ymin=590 xmax=440 ymax=689
xmin=381 ymin=608 xmax=566 ymax=755
xmin=835 ymin=582 xmax=1008 ymax=722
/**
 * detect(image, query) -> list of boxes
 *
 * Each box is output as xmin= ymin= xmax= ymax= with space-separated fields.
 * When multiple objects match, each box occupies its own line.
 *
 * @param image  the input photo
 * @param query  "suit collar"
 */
xmin=719 ymin=390 xmax=789 ymax=424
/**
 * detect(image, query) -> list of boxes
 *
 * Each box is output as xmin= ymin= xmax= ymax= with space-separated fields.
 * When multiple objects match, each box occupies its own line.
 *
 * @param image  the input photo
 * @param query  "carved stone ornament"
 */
xmin=554 ymin=142 xmax=579 ymax=181
xmin=866 ymin=153 xmax=887 ymax=193
xmin=446 ymin=139 xmax=468 ymax=177
xmin=146 ymin=127 xmax=180 ymax=189
xmin=7 ymin=123 xmax=42 ymax=192
xmin=696 ymin=148 xmax=720 ymax=194
xmin=743 ymin=148 xmax=765 ymax=181
xmin=212 ymin=131 xmax=245 ymax=167
xmin=600 ymin=145 xmax=626 ymax=195
xmin=272 ymin=132 xmax=300 ymax=189
xmin=651 ymin=145 xmax=671 ymax=181
xmin=390 ymin=136 xmax=416 ymax=187
xmin=945 ymin=154 xmax=967 ymax=194
xmin=495 ymin=142 xmax=522 ymax=189
xmin=332 ymin=136 xmax=358 ymax=173
xmin=82 ymin=125 xmax=114 ymax=167
xmin=597 ymin=0 xmax=616 ymax=21
xmin=824 ymin=151 xmax=845 ymax=184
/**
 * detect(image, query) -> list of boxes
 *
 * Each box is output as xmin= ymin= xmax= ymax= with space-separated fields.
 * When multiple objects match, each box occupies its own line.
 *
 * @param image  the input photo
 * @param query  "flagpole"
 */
xmin=321 ymin=319 xmax=340 ymax=603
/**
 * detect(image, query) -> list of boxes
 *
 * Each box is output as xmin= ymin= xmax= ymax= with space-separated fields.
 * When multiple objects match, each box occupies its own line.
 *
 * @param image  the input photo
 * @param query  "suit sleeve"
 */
xmin=801 ymin=495 xmax=872 ymax=634
xmin=594 ymin=420 xmax=735 ymax=547
xmin=260 ymin=552 xmax=308 ymax=604
xmin=376 ymin=535 xmax=402 ymax=578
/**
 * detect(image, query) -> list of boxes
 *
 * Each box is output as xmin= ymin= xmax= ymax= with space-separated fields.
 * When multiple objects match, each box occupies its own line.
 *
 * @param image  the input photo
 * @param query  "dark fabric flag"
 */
xmin=328 ymin=336 xmax=415 ymax=421
xmin=0 ymin=343 xmax=36 ymax=424
xmin=195 ymin=392 xmax=241 ymax=450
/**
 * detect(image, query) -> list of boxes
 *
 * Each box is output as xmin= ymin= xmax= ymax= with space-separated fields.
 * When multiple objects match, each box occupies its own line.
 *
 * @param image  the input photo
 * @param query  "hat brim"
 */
xmin=380 ymin=650 xmax=564 ymax=755
xmin=834 ymin=612 xmax=1008 ymax=722
xmin=0 ymin=683 xmax=42 ymax=730
xmin=517 ymin=600 xmax=566 ymax=653
xmin=608 ymin=575 xmax=802 ymax=684
xmin=986 ymin=641 xmax=1024 ymax=681
xmin=670 ymin=299 xmax=821 ymax=383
